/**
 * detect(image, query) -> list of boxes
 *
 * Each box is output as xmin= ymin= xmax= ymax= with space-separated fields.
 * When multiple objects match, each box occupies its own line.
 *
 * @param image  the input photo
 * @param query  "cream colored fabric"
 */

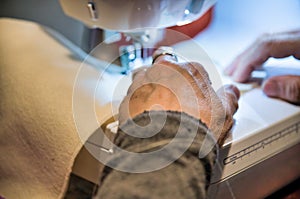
xmin=0 ymin=18 xmax=101 ymax=198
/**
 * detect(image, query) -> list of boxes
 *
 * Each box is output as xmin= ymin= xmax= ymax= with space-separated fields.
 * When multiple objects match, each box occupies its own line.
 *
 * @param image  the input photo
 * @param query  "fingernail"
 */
xmin=263 ymin=80 xmax=279 ymax=96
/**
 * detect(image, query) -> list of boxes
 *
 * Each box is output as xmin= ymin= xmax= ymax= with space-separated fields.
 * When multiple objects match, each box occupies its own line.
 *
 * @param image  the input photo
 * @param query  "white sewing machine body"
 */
xmin=208 ymin=89 xmax=300 ymax=198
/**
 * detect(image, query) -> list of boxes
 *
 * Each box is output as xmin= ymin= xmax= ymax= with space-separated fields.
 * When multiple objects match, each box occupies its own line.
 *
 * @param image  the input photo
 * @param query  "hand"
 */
xmin=225 ymin=30 xmax=300 ymax=104
xmin=119 ymin=51 xmax=240 ymax=145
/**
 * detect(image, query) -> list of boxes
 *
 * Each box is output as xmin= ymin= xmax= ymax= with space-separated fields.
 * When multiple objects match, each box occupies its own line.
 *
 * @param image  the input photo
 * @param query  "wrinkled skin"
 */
xmin=119 ymin=54 xmax=240 ymax=145
xmin=225 ymin=30 xmax=300 ymax=105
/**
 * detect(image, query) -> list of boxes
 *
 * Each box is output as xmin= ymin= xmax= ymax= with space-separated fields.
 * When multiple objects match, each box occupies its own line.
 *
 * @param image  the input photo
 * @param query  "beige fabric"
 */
xmin=0 ymin=18 xmax=101 ymax=198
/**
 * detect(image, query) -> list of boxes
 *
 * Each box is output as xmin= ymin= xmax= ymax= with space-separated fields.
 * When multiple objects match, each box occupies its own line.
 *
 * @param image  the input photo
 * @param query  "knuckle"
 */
xmin=132 ymin=69 xmax=146 ymax=80
xmin=190 ymin=62 xmax=208 ymax=76
xmin=153 ymin=59 xmax=174 ymax=67
xmin=256 ymin=33 xmax=274 ymax=49
xmin=185 ymin=62 xmax=211 ymax=85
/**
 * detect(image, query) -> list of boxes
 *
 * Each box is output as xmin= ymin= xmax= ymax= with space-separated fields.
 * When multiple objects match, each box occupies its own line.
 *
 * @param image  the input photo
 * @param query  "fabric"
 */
xmin=95 ymin=111 xmax=218 ymax=199
xmin=0 ymin=18 xmax=100 ymax=199
xmin=0 ymin=18 xmax=218 ymax=199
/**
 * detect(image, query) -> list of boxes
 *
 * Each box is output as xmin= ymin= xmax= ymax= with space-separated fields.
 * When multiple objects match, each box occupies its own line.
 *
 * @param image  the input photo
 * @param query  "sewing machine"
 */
xmin=1 ymin=0 xmax=299 ymax=198
xmin=68 ymin=1 xmax=300 ymax=198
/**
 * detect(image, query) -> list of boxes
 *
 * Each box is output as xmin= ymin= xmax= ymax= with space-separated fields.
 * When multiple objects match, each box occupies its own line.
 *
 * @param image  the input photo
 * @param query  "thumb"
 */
xmin=263 ymin=75 xmax=300 ymax=105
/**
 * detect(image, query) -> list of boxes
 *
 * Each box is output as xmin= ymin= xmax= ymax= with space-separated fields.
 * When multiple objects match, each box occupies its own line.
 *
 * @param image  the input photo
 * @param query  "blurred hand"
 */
xmin=119 ymin=52 xmax=240 ymax=145
xmin=225 ymin=30 xmax=300 ymax=104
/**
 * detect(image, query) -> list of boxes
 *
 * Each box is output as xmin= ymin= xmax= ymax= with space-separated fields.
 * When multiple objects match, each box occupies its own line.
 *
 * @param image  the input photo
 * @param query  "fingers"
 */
xmin=181 ymin=62 xmax=211 ymax=85
xmin=152 ymin=48 xmax=212 ymax=96
xmin=129 ymin=50 xmax=183 ymax=96
xmin=152 ymin=47 xmax=211 ymax=84
xmin=225 ymin=34 xmax=272 ymax=82
xmin=267 ymin=31 xmax=300 ymax=59
xmin=217 ymin=85 xmax=240 ymax=115
xmin=225 ymin=31 xmax=300 ymax=82
xmin=152 ymin=47 xmax=178 ymax=64
xmin=127 ymin=70 xmax=146 ymax=94
xmin=262 ymin=75 xmax=300 ymax=105
xmin=215 ymin=85 xmax=240 ymax=145
xmin=132 ymin=66 xmax=148 ymax=80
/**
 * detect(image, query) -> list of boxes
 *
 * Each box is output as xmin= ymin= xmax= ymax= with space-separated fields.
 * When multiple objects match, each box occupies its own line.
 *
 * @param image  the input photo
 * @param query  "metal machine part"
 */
xmin=59 ymin=0 xmax=216 ymax=71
